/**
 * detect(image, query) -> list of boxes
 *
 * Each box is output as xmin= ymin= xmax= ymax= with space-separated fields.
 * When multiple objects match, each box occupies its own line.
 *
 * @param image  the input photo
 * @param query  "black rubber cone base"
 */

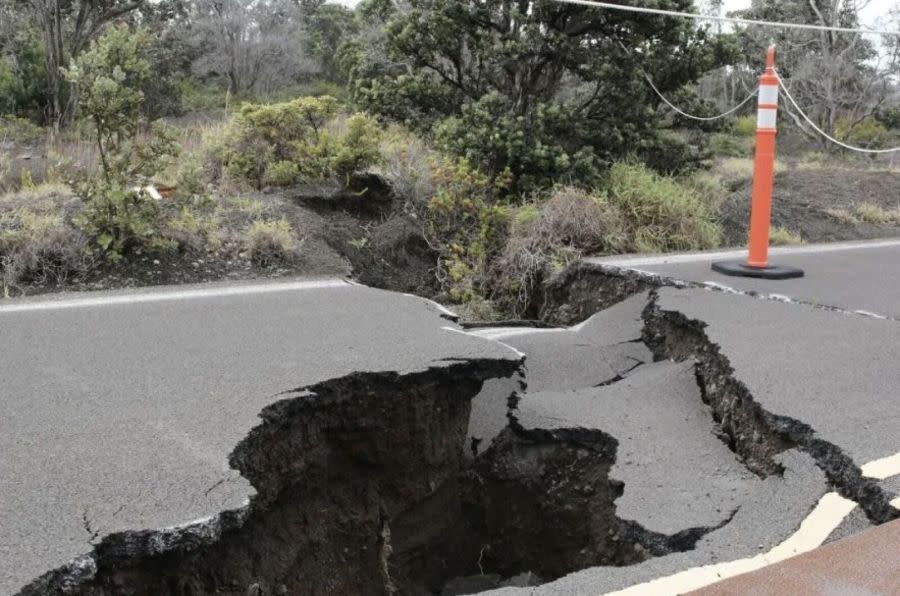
xmin=711 ymin=260 xmax=804 ymax=280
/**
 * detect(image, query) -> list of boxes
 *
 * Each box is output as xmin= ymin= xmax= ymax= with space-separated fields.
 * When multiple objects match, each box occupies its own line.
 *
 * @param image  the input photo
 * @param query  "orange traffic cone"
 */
xmin=713 ymin=46 xmax=804 ymax=280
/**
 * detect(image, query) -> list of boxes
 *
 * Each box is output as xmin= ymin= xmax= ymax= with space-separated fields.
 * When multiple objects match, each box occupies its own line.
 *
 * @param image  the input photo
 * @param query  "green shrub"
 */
xmin=424 ymin=158 xmax=510 ymax=303
xmin=732 ymin=115 xmax=756 ymax=137
xmin=639 ymin=130 xmax=708 ymax=176
xmin=433 ymin=92 xmax=599 ymax=193
xmin=164 ymin=207 xmax=221 ymax=252
xmin=265 ymin=160 xmax=301 ymax=186
xmin=510 ymin=205 xmax=542 ymax=237
xmin=242 ymin=218 xmax=300 ymax=266
xmin=606 ymin=162 xmax=721 ymax=253
xmin=208 ymin=97 xmax=381 ymax=188
xmin=173 ymin=154 xmax=213 ymax=202
xmin=64 ymin=27 xmax=179 ymax=260
xmin=710 ymin=133 xmax=751 ymax=157
xmin=835 ymin=117 xmax=891 ymax=148
xmin=0 ymin=116 xmax=43 ymax=144
xmin=0 ymin=34 xmax=49 ymax=118
xmin=328 ymin=113 xmax=382 ymax=179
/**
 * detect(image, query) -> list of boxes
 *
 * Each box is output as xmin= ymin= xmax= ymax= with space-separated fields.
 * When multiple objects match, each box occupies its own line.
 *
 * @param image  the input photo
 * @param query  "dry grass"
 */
xmin=0 ymin=208 xmax=93 ymax=294
xmin=823 ymin=208 xmax=858 ymax=225
xmin=241 ymin=218 xmax=302 ymax=266
xmin=607 ymin=162 xmax=721 ymax=253
xmin=769 ymin=226 xmax=803 ymax=246
xmin=375 ymin=126 xmax=437 ymax=214
xmin=490 ymin=188 xmax=623 ymax=316
xmin=853 ymin=202 xmax=900 ymax=225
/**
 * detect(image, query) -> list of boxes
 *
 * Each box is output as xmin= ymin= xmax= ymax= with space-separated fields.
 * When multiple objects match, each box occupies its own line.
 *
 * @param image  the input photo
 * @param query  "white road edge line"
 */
xmin=589 ymin=238 xmax=900 ymax=268
xmin=606 ymin=450 xmax=900 ymax=595
xmin=0 ymin=279 xmax=351 ymax=314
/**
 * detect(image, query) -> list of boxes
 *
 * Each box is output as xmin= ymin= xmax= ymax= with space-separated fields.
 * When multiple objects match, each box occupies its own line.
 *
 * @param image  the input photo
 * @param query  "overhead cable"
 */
xmin=553 ymin=0 xmax=900 ymax=37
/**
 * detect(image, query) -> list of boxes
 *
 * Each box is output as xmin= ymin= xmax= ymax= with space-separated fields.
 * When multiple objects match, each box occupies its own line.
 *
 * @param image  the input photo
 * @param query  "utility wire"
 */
xmin=776 ymin=75 xmax=900 ymax=154
xmin=644 ymin=75 xmax=757 ymax=121
xmin=611 ymin=37 xmax=758 ymax=121
xmin=553 ymin=0 xmax=900 ymax=37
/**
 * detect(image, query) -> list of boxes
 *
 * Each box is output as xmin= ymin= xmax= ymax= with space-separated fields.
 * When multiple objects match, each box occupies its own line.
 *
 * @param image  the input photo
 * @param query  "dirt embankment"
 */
xmin=719 ymin=169 xmax=900 ymax=246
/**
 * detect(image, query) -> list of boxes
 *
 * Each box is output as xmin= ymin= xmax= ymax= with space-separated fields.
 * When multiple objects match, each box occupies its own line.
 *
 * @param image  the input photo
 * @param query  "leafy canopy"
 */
xmin=345 ymin=0 xmax=731 ymax=192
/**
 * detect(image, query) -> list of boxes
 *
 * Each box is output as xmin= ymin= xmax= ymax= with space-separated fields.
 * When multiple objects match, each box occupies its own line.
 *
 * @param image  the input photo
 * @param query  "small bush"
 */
xmin=0 ymin=116 xmax=43 ymax=144
xmin=836 ymin=117 xmax=891 ymax=148
xmin=208 ymin=97 xmax=382 ymax=189
xmin=606 ymin=162 xmax=721 ymax=253
xmin=853 ymin=202 xmax=899 ymax=224
xmin=164 ymin=207 xmax=221 ymax=252
xmin=769 ymin=226 xmax=803 ymax=246
xmin=490 ymin=187 xmax=625 ymax=316
xmin=65 ymin=27 xmax=180 ymax=260
xmin=424 ymin=158 xmax=510 ymax=304
xmin=824 ymin=208 xmax=857 ymax=225
xmin=710 ymin=133 xmax=751 ymax=158
xmin=328 ymin=114 xmax=383 ymax=180
xmin=242 ymin=218 xmax=300 ymax=266
xmin=732 ymin=115 xmax=756 ymax=137
xmin=265 ymin=161 xmax=301 ymax=187
xmin=0 ymin=210 xmax=91 ymax=292
xmin=510 ymin=205 xmax=542 ymax=237
xmin=377 ymin=126 xmax=436 ymax=212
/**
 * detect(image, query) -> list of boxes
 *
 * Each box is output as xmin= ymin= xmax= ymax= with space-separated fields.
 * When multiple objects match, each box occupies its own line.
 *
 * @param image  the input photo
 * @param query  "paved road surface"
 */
xmin=0 ymin=279 xmax=520 ymax=595
xmin=587 ymin=238 xmax=900 ymax=319
xmin=5 ymin=236 xmax=900 ymax=595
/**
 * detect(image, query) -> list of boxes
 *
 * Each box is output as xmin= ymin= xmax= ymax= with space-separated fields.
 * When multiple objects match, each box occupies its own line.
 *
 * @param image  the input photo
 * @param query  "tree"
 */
xmin=301 ymin=0 xmax=357 ymax=82
xmin=64 ymin=25 xmax=178 ymax=257
xmin=191 ymin=0 xmax=313 ymax=97
xmin=344 ymin=0 xmax=730 ymax=192
xmin=23 ymin=0 xmax=145 ymax=126
xmin=734 ymin=0 xmax=894 ymax=149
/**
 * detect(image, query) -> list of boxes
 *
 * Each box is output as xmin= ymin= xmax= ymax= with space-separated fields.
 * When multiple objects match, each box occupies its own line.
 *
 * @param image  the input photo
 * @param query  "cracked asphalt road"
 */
xmin=587 ymin=238 xmax=900 ymax=319
xmin=0 ymin=279 xmax=520 ymax=595
xmin=4 ymin=235 xmax=900 ymax=595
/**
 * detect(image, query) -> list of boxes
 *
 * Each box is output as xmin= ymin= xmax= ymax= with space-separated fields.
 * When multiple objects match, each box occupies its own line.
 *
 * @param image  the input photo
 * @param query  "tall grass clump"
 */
xmin=606 ymin=162 xmax=722 ymax=253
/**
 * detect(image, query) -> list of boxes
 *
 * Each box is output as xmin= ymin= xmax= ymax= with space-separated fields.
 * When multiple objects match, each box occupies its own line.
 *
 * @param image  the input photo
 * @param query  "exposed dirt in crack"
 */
xmin=539 ymin=263 xmax=661 ymax=326
xmin=642 ymin=292 xmax=899 ymax=525
xmin=19 ymin=338 xmax=737 ymax=596
xmin=20 ymin=361 xmax=515 ymax=596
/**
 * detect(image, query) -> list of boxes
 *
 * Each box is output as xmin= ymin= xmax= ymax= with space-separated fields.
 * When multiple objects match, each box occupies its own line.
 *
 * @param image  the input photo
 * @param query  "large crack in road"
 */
xmin=8 ymin=270 xmax=899 ymax=595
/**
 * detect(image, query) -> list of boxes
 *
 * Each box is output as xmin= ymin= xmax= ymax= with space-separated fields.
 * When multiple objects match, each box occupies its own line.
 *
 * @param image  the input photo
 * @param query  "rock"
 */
xmin=502 ymin=571 xmax=543 ymax=587
xmin=441 ymin=574 xmax=502 ymax=595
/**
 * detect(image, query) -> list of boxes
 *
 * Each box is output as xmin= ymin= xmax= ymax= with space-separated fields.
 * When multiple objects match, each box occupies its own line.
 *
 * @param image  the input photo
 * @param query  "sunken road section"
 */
xmin=18 ymin=356 xmax=727 ymax=596
xmin=10 ymin=266 xmax=899 ymax=595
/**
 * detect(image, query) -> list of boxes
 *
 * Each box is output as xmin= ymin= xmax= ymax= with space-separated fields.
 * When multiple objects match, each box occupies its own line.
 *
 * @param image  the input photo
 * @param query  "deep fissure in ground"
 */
xmin=24 ymin=357 xmax=717 ymax=596
xmin=21 ymin=268 xmax=899 ymax=596
xmin=642 ymin=295 xmax=899 ymax=524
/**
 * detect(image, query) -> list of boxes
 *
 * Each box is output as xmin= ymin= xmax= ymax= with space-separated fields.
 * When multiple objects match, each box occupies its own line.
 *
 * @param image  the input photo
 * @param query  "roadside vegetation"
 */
xmin=1 ymin=0 xmax=899 ymax=315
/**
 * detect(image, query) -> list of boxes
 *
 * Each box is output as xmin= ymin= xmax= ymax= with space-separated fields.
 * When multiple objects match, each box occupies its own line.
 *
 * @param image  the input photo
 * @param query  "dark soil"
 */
xmin=4 ymin=174 xmax=440 ymax=299
xmin=719 ymin=169 xmax=900 ymax=246
xmin=28 ymin=362 xmax=680 ymax=596
xmin=292 ymin=175 xmax=441 ymax=298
